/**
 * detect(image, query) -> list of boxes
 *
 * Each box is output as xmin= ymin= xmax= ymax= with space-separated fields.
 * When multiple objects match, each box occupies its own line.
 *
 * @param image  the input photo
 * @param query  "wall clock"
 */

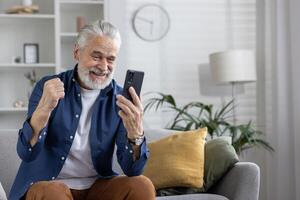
xmin=132 ymin=4 xmax=170 ymax=41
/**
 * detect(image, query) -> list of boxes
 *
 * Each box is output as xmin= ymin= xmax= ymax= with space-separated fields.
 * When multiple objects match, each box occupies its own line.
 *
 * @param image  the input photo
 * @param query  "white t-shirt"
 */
xmin=56 ymin=87 xmax=101 ymax=190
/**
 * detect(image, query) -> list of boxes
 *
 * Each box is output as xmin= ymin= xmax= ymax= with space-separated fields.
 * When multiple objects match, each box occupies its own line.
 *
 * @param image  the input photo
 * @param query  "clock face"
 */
xmin=132 ymin=4 xmax=170 ymax=41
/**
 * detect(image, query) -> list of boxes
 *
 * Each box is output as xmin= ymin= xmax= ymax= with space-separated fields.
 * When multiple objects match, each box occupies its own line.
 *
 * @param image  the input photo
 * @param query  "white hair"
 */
xmin=76 ymin=20 xmax=121 ymax=49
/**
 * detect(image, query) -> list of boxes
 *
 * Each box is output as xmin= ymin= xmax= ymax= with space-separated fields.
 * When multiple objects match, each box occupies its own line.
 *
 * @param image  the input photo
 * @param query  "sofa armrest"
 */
xmin=208 ymin=162 xmax=260 ymax=200
xmin=0 ymin=181 xmax=7 ymax=200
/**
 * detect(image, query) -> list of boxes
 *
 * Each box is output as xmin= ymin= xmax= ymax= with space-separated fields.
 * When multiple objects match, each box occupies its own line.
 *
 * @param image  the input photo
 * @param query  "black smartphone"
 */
xmin=122 ymin=70 xmax=144 ymax=102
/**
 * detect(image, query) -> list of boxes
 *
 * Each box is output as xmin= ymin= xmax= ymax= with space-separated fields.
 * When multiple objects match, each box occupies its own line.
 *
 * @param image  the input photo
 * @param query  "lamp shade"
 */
xmin=209 ymin=50 xmax=257 ymax=84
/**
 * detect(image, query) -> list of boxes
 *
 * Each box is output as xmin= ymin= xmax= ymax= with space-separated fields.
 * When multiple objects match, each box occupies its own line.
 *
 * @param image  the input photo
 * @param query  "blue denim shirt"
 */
xmin=9 ymin=67 xmax=149 ymax=200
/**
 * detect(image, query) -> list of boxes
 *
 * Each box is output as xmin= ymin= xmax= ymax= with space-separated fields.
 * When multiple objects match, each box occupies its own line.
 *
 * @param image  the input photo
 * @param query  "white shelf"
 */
xmin=0 ymin=129 xmax=19 ymax=132
xmin=0 ymin=14 xmax=55 ymax=19
xmin=0 ymin=63 xmax=56 ymax=69
xmin=0 ymin=107 xmax=27 ymax=112
xmin=61 ymin=32 xmax=78 ymax=37
xmin=0 ymin=0 xmax=105 ymax=131
xmin=60 ymin=0 xmax=104 ymax=5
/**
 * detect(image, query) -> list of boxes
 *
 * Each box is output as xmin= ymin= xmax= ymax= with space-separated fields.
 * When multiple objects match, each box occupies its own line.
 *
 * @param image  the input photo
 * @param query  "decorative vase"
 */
xmin=76 ymin=16 xmax=86 ymax=32
xmin=22 ymin=0 xmax=32 ymax=6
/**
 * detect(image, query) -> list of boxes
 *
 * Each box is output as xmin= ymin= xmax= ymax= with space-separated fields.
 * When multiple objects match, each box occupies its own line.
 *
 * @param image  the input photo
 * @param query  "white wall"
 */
xmin=110 ymin=0 xmax=257 ymax=129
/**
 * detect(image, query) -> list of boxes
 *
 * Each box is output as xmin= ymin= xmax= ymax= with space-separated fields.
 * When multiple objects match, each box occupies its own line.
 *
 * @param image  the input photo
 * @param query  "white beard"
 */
xmin=77 ymin=64 xmax=114 ymax=90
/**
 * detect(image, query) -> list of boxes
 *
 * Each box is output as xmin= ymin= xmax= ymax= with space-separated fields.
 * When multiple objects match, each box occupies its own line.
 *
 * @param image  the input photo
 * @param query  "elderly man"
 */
xmin=9 ymin=20 xmax=155 ymax=200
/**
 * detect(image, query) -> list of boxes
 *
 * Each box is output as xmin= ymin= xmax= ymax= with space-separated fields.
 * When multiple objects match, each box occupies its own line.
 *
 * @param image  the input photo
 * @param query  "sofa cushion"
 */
xmin=0 ymin=130 xmax=20 ymax=194
xmin=143 ymin=128 xmax=207 ymax=189
xmin=144 ymin=128 xmax=176 ymax=142
xmin=204 ymin=138 xmax=239 ymax=190
xmin=153 ymin=137 xmax=239 ymax=196
xmin=0 ymin=181 xmax=7 ymax=200
xmin=156 ymin=193 xmax=229 ymax=200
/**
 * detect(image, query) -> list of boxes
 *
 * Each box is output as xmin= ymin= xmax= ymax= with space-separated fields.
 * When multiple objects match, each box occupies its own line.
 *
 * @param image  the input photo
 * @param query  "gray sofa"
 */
xmin=0 ymin=128 xmax=260 ymax=200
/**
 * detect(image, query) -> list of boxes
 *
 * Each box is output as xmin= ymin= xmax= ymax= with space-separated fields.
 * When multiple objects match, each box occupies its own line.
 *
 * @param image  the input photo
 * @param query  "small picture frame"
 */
xmin=24 ymin=43 xmax=39 ymax=63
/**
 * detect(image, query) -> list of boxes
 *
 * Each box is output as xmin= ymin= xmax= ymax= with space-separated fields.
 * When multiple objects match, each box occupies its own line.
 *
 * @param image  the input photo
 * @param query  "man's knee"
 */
xmin=127 ymin=175 xmax=156 ymax=198
xmin=131 ymin=175 xmax=155 ymax=189
xmin=31 ymin=181 xmax=68 ymax=191
xmin=26 ymin=181 xmax=72 ymax=200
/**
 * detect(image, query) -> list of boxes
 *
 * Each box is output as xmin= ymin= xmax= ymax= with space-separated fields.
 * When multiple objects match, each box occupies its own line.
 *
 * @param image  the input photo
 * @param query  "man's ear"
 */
xmin=73 ymin=44 xmax=80 ymax=61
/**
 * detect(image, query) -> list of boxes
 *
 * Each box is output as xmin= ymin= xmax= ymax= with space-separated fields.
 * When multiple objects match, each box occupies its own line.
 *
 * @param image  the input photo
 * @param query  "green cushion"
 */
xmin=156 ymin=137 xmax=239 ymax=196
xmin=204 ymin=138 xmax=239 ymax=191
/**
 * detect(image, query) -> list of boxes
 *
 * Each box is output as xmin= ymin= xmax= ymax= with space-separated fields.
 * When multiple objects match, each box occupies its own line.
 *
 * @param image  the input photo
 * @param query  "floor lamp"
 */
xmin=209 ymin=50 xmax=257 ymax=125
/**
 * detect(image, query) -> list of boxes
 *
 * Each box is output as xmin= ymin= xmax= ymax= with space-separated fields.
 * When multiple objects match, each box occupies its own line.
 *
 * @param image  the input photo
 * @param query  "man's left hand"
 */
xmin=116 ymin=87 xmax=144 ymax=141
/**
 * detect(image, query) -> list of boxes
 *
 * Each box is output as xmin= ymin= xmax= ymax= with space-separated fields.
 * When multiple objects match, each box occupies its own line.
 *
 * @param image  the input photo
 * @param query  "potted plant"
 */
xmin=144 ymin=92 xmax=274 ymax=154
xmin=24 ymin=69 xmax=38 ymax=99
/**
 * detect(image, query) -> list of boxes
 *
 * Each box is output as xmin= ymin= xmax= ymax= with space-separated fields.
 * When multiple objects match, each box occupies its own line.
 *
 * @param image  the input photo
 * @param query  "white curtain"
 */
xmin=257 ymin=0 xmax=300 ymax=199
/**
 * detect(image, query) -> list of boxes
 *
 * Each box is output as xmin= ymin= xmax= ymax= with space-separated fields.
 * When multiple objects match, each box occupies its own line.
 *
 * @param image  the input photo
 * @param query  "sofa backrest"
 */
xmin=0 ymin=130 xmax=21 ymax=194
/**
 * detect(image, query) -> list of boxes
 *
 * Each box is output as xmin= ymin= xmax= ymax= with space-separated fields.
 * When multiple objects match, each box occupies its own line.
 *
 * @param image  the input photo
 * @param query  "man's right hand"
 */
xmin=36 ymin=78 xmax=65 ymax=112
xmin=29 ymin=78 xmax=65 ymax=146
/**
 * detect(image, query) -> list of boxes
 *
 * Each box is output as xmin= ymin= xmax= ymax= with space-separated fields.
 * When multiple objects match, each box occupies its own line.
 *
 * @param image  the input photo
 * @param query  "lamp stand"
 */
xmin=231 ymin=82 xmax=237 ymax=125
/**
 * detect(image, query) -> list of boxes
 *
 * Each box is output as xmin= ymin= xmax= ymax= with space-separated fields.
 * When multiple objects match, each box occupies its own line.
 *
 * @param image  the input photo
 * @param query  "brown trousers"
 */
xmin=25 ymin=175 xmax=156 ymax=200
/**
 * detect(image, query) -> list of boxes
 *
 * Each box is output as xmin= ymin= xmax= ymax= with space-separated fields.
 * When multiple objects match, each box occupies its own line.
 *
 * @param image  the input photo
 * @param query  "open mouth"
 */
xmin=90 ymin=70 xmax=108 ymax=77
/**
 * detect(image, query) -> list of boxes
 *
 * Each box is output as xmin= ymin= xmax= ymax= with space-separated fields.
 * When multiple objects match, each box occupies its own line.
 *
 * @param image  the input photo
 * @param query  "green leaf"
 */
xmin=143 ymin=91 xmax=274 ymax=154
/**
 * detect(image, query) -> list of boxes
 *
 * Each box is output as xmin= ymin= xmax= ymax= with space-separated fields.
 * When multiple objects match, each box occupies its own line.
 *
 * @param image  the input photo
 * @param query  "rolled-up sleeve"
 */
xmin=115 ymin=122 xmax=149 ymax=176
xmin=17 ymin=79 xmax=49 ymax=162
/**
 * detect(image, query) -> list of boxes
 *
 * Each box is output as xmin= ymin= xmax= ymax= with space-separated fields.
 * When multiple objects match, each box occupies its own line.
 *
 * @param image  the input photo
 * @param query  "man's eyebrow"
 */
xmin=91 ymin=51 xmax=116 ymax=59
xmin=91 ymin=51 xmax=103 ymax=55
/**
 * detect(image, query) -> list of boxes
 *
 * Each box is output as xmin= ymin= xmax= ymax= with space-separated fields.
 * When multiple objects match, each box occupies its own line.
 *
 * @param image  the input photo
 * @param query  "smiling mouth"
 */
xmin=90 ymin=70 xmax=109 ymax=77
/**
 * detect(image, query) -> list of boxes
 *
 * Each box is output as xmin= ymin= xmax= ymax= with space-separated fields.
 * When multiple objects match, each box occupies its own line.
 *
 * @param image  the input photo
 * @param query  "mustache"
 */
xmin=89 ymin=67 xmax=112 ymax=76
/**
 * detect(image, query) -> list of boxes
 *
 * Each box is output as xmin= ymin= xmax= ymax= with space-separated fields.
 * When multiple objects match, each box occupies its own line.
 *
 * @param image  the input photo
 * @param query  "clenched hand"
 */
xmin=36 ymin=78 xmax=65 ymax=112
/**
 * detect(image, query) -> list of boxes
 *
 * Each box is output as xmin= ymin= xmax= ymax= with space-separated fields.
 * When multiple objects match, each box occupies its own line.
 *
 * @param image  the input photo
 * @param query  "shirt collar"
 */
xmin=70 ymin=64 xmax=115 ymax=97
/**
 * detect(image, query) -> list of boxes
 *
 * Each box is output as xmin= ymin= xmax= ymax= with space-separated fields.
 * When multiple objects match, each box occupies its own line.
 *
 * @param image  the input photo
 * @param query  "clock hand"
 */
xmin=151 ymin=22 xmax=153 ymax=35
xmin=136 ymin=16 xmax=153 ymax=25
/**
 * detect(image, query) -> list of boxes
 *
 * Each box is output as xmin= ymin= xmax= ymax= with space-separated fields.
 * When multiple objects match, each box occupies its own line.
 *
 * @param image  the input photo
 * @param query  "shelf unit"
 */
xmin=59 ymin=0 xmax=104 ymax=4
xmin=55 ymin=0 xmax=107 ymax=72
xmin=0 ymin=107 xmax=27 ymax=112
xmin=60 ymin=32 xmax=78 ymax=37
xmin=0 ymin=0 xmax=107 ymax=130
xmin=0 ymin=14 xmax=55 ymax=19
xmin=0 ymin=63 xmax=56 ymax=70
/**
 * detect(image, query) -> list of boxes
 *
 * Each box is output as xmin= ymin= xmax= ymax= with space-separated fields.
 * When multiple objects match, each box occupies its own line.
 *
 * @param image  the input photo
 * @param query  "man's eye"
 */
xmin=92 ymin=55 xmax=100 ymax=60
xmin=108 ymin=58 xmax=115 ymax=63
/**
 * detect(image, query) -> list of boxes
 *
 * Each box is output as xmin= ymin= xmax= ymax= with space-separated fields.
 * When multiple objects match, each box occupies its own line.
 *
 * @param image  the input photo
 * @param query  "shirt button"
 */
xmin=75 ymin=114 xmax=79 ymax=118
xmin=43 ymin=132 xmax=47 ymax=136
xmin=38 ymin=135 xmax=42 ymax=140
xmin=125 ymin=145 xmax=128 ymax=150
xmin=30 ymin=182 xmax=34 ymax=185
xmin=70 ymin=135 xmax=73 ymax=140
xmin=72 ymin=78 xmax=75 ymax=82
xmin=77 ymin=93 xmax=81 ymax=97
xmin=51 ymin=177 xmax=55 ymax=180
xmin=61 ymin=156 xmax=65 ymax=160
xmin=129 ymin=150 xmax=133 ymax=154
xmin=28 ymin=148 xmax=32 ymax=152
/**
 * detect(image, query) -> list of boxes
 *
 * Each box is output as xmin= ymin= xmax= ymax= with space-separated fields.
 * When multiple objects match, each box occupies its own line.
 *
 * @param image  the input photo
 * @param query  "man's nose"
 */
xmin=97 ymin=58 xmax=108 ymax=69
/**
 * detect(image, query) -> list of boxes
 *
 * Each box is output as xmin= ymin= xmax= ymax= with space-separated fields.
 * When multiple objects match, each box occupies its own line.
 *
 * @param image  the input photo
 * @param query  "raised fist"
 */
xmin=37 ymin=78 xmax=65 ymax=112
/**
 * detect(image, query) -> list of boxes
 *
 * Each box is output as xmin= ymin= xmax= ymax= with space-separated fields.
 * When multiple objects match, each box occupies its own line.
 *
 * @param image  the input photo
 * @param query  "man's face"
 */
xmin=74 ymin=35 xmax=119 ymax=90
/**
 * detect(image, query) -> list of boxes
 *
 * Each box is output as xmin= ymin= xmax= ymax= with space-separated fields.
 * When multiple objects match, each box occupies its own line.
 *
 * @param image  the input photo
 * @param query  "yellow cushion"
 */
xmin=143 ymin=128 xmax=207 ymax=189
